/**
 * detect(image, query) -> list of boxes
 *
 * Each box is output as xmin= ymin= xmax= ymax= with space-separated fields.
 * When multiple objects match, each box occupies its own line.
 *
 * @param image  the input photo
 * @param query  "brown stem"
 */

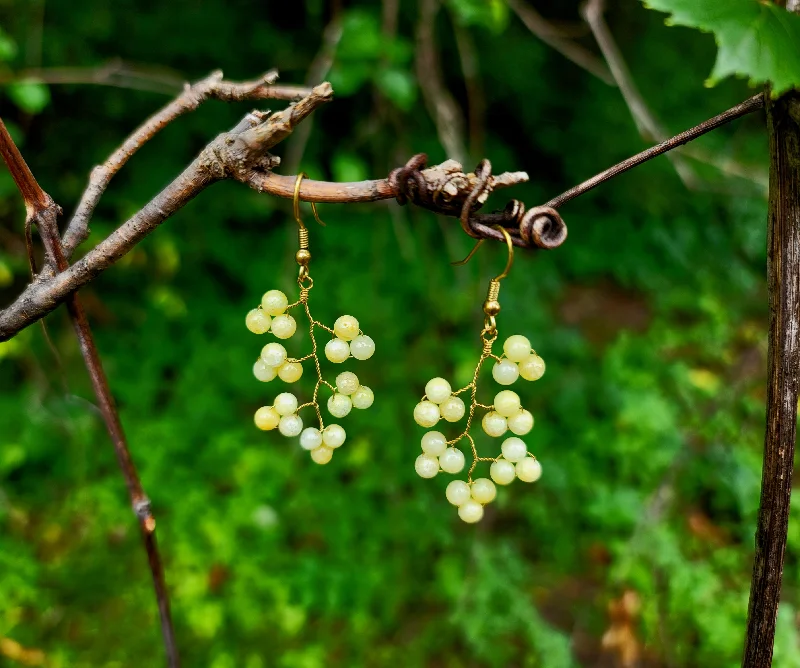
xmin=545 ymin=93 xmax=766 ymax=209
xmin=742 ymin=88 xmax=800 ymax=667
xmin=0 ymin=117 xmax=180 ymax=667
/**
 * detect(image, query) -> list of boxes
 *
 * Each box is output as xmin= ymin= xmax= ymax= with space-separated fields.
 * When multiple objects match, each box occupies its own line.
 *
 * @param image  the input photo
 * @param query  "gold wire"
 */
xmin=293 ymin=173 xmax=326 ymax=229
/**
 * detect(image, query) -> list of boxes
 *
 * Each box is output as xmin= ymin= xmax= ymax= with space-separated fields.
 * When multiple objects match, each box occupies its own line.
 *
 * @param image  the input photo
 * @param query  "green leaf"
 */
xmin=0 ymin=27 xmax=17 ymax=61
xmin=375 ymin=68 xmax=417 ymax=110
xmin=643 ymin=0 xmax=800 ymax=95
xmin=6 ymin=79 xmax=51 ymax=114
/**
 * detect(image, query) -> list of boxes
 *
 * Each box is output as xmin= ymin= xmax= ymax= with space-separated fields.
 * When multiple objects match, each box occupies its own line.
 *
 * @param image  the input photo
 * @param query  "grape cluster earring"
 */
xmin=246 ymin=174 xmax=375 ymax=464
xmin=412 ymin=226 xmax=544 ymax=523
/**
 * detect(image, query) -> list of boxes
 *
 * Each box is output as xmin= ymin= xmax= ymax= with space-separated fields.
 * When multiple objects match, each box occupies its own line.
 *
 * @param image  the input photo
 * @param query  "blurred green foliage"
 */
xmin=0 ymin=1 xmax=792 ymax=666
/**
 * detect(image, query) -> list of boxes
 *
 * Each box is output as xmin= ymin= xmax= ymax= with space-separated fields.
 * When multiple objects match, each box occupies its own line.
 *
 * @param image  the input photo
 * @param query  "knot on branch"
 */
xmin=388 ymin=154 xmax=567 ymax=250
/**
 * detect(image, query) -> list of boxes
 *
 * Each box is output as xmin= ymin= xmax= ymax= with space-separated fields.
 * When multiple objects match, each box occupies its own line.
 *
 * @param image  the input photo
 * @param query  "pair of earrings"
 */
xmin=245 ymin=177 xmax=544 ymax=523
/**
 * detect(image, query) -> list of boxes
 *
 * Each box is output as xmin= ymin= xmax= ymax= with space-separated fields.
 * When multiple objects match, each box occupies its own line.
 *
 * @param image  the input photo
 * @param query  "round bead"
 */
xmin=501 ymin=437 xmax=528 ymax=462
xmin=299 ymin=427 xmax=323 ymax=451
xmin=277 ymin=361 xmax=303 ymax=383
xmin=494 ymin=390 xmax=521 ymax=417
xmin=311 ymin=445 xmax=334 ymax=465
xmin=439 ymin=447 xmax=465 ymax=474
xmin=253 ymin=359 xmax=277 ymax=383
xmin=295 ymin=249 xmax=311 ymax=265
xmin=246 ymin=309 xmax=271 ymax=334
xmin=415 ymin=454 xmax=440 ymax=479
xmin=254 ymin=406 xmax=280 ymax=430
xmin=261 ymin=342 xmax=288 ymax=368
xmin=519 ymin=354 xmax=546 ymax=381
xmin=413 ymin=401 xmax=440 ymax=428
xmin=350 ymin=335 xmax=376 ymax=360
xmin=471 ymin=478 xmax=497 ymax=504
xmin=445 ymin=480 xmax=472 ymax=506
xmin=440 ymin=395 xmax=466 ymax=422
xmin=273 ymin=392 xmax=298 ymax=416
xmin=507 ymin=409 xmax=534 ymax=435
xmin=503 ymin=334 xmax=532 ymax=363
xmin=324 ymin=338 xmax=350 ymax=363
xmin=516 ymin=457 xmax=542 ymax=482
xmin=270 ymin=314 xmax=297 ymax=339
xmin=483 ymin=300 xmax=501 ymax=316
xmin=490 ymin=459 xmax=516 ymax=485
xmin=278 ymin=414 xmax=303 ymax=437
xmin=336 ymin=371 xmax=360 ymax=395
xmin=351 ymin=385 xmax=374 ymax=410
xmin=421 ymin=431 xmax=448 ymax=457
xmin=261 ymin=290 xmax=288 ymax=316
xmin=425 ymin=377 xmax=452 ymax=404
xmin=322 ymin=424 xmax=346 ymax=448
xmin=333 ymin=315 xmax=360 ymax=341
xmin=482 ymin=411 xmax=508 ymax=438
xmin=327 ymin=393 xmax=353 ymax=418
xmin=492 ymin=359 xmax=520 ymax=386
xmin=458 ymin=500 xmax=484 ymax=523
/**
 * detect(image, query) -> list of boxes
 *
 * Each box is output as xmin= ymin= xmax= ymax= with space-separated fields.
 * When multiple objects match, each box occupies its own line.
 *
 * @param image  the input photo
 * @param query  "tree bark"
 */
xmin=742 ymin=87 xmax=800 ymax=666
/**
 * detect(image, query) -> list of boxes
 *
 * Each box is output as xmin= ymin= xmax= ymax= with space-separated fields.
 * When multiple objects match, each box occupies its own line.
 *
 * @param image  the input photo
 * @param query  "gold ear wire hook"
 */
xmin=293 ymin=173 xmax=326 ymax=230
xmin=452 ymin=225 xmax=514 ymax=282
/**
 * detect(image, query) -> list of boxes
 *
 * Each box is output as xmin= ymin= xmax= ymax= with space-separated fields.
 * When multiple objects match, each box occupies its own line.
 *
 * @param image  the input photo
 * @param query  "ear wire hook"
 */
xmin=452 ymin=225 xmax=514 ymax=281
xmin=293 ymin=173 xmax=326 ymax=229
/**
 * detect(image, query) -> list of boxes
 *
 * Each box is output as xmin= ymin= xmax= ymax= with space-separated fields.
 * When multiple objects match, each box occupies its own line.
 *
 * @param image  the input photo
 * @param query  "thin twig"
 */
xmin=0 ymin=118 xmax=180 ymax=667
xmin=506 ymin=0 xmax=614 ymax=85
xmin=545 ymin=93 xmax=765 ymax=209
xmin=61 ymin=69 xmax=312 ymax=258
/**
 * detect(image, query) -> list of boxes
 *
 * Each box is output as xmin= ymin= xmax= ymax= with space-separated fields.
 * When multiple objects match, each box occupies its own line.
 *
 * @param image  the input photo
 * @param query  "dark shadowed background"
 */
xmin=0 ymin=1 xmax=789 ymax=667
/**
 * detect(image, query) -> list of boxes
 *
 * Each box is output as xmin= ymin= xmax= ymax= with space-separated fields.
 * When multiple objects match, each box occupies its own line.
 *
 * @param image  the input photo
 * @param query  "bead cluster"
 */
xmin=247 ymin=287 xmax=374 ymax=465
xmin=412 ymin=333 xmax=544 ymax=523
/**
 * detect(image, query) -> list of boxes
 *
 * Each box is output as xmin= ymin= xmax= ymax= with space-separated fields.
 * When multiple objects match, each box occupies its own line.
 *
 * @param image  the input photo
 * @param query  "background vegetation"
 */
xmin=0 ymin=1 xmax=791 ymax=666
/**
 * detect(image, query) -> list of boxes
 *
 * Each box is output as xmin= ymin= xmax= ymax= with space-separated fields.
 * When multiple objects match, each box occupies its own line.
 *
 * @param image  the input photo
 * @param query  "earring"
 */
xmin=412 ymin=226 xmax=544 ymax=523
xmin=246 ymin=174 xmax=375 ymax=464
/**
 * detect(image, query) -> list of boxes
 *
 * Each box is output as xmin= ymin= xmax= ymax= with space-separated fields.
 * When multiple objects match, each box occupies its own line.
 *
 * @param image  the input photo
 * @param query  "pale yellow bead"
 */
xmin=439 ymin=447 xmax=465 ymax=474
xmin=254 ymin=406 xmax=280 ymax=430
xmin=311 ymin=445 xmax=334 ymax=465
xmin=458 ymin=500 xmax=484 ymax=523
xmin=327 ymin=393 xmax=353 ymax=418
xmin=490 ymin=459 xmax=516 ymax=485
xmin=492 ymin=359 xmax=520 ymax=386
xmin=261 ymin=289 xmax=288 ymax=316
xmin=299 ymin=427 xmax=323 ymax=451
xmin=278 ymin=361 xmax=303 ymax=383
xmin=494 ymin=390 xmax=521 ymax=417
xmin=333 ymin=315 xmax=360 ymax=341
xmin=507 ymin=409 xmax=534 ymax=435
xmin=501 ymin=437 xmax=527 ymax=462
xmin=351 ymin=385 xmax=374 ymax=409
xmin=253 ymin=359 xmax=277 ymax=383
xmin=270 ymin=314 xmax=297 ymax=340
xmin=336 ymin=371 xmax=360 ymax=395
xmin=261 ymin=342 xmax=288 ymax=368
xmin=440 ymin=395 xmax=465 ymax=422
xmin=503 ymin=334 xmax=532 ymax=363
xmin=324 ymin=338 xmax=350 ymax=363
xmin=273 ymin=392 xmax=298 ymax=416
xmin=516 ymin=457 xmax=542 ymax=482
xmin=415 ymin=453 xmax=439 ymax=479
xmin=278 ymin=414 xmax=303 ymax=437
xmin=421 ymin=431 xmax=447 ymax=457
xmin=413 ymin=401 xmax=440 ymax=428
xmin=519 ymin=354 xmax=545 ymax=381
xmin=445 ymin=480 xmax=471 ymax=506
xmin=425 ymin=377 xmax=452 ymax=404
xmin=246 ymin=309 xmax=271 ymax=334
xmin=350 ymin=335 xmax=375 ymax=360
xmin=322 ymin=424 xmax=346 ymax=448
xmin=471 ymin=478 xmax=496 ymax=504
xmin=482 ymin=411 xmax=508 ymax=438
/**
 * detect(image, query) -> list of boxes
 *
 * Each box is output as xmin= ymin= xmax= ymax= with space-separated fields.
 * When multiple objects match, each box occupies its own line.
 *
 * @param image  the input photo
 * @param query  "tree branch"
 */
xmin=61 ymin=69 xmax=313 ymax=259
xmin=0 ymin=119 xmax=180 ymax=667
xmin=545 ymin=93 xmax=765 ymax=209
